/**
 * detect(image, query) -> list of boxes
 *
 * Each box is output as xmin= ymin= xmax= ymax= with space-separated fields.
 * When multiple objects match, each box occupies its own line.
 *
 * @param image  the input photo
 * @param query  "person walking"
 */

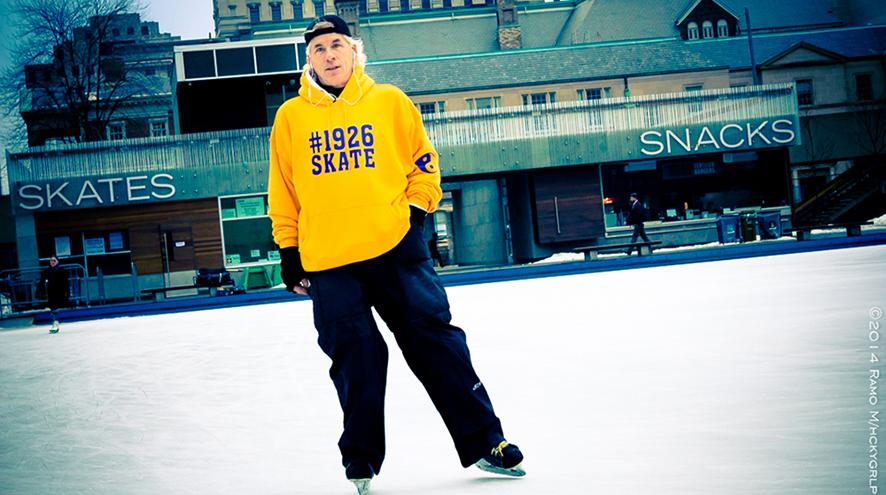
xmin=39 ymin=256 xmax=69 ymax=333
xmin=266 ymin=15 xmax=524 ymax=495
xmin=625 ymin=192 xmax=652 ymax=255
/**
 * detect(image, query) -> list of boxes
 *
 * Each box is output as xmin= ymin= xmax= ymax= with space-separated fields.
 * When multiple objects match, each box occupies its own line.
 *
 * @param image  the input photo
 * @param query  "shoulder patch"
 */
xmin=415 ymin=152 xmax=437 ymax=173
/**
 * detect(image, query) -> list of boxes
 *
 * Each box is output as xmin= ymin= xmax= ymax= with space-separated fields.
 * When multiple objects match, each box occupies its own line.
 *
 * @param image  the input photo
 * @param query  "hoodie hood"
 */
xmin=299 ymin=63 xmax=375 ymax=106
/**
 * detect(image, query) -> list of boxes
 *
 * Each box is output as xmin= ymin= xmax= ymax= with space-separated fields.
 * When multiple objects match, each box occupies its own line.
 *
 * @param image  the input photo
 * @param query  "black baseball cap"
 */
xmin=304 ymin=15 xmax=351 ymax=45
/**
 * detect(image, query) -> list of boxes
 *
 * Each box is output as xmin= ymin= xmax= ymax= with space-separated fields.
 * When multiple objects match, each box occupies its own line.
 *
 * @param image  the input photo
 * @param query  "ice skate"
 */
xmin=346 ymin=463 xmax=373 ymax=495
xmin=475 ymin=440 xmax=525 ymax=477
xmin=49 ymin=321 xmax=60 ymax=334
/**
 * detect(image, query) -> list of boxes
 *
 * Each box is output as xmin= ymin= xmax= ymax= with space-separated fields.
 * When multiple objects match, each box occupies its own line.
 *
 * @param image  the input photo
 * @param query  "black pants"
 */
xmin=306 ymin=243 xmax=504 ymax=475
xmin=628 ymin=223 xmax=651 ymax=254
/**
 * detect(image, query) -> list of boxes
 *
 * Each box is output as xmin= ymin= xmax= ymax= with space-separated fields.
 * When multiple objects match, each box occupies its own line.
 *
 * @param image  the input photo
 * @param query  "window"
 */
xmin=717 ymin=19 xmax=728 ymax=37
xmin=418 ymin=101 xmax=445 ymax=115
xmin=248 ymin=3 xmax=261 ymax=23
xmin=702 ymin=21 xmax=713 ymax=39
xmin=856 ymin=73 xmax=873 ymax=101
xmin=466 ymin=97 xmax=501 ymax=110
xmin=270 ymin=2 xmax=282 ymax=21
xmin=578 ymin=87 xmax=611 ymax=100
xmin=127 ymin=26 xmax=134 ymax=35
xmin=107 ymin=121 xmax=126 ymax=140
xmin=796 ymin=79 xmax=813 ymax=106
xmin=685 ymin=84 xmax=703 ymax=113
xmin=578 ymin=88 xmax=611 ymax=130
xmin=141 ymin=25 xmax=149 ymax=36
xmin=687 ymin=22 xmax=699 ymax=40
xmin=219 ymin=195 xmax=278 ymax=267
xmin=150 ymin=119 xmax=168 ymax=137
xmin=291 ymin=0 xmax=304 ymax=19
xmin=522 ymin=92 xmax=557 ymax=132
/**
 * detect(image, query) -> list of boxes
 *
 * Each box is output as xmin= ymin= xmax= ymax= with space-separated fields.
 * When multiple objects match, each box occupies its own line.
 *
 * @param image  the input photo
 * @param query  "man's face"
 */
xmin=49 ymin=257 xmax=58 ymax=267
xmin=307 ymin=33 xmax=356 ymax=89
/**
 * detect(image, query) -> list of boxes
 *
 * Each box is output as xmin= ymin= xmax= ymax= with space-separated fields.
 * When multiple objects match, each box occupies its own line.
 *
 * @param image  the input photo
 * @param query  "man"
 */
xmin=267 ymin=15 xmax=524 ymax=495
xmin=39 ymin=256 xmax=68 ymax=333
xmin=625 ymin=192 xmax=652 ymax=255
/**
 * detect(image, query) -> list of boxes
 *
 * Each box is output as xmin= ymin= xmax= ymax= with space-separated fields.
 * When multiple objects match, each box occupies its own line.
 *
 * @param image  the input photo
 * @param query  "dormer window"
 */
xmin=702 ymin=20 xmax=713 ymax=38
xmin=676 ymin=0 xmax=738 ymax=41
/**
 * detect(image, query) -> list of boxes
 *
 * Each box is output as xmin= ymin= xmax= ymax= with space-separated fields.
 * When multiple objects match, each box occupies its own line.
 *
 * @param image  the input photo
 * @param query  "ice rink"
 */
xmin=1 ymin=245 xmax=885 ymax=495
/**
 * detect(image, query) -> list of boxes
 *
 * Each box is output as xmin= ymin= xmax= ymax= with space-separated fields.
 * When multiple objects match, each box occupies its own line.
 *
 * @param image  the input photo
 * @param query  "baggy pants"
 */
xmin=306 ymin=245 xmax=504 ymax=476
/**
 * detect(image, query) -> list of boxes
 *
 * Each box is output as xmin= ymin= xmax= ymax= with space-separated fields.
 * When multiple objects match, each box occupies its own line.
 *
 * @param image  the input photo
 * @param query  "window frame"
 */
xmin=687 ymin=22 xmax=699 ymax=40
xmin=717 ymin=19 xmax=728 ymax=37
xmin=107 ymin=121 xmax=126 ymax=141
xmin=796 ymin=79 xmax=814 ymax=106
xmin=856 ymin=73 xmax=874 ymax=101
xmin=702 ymin=20 xmax=714 ymax=39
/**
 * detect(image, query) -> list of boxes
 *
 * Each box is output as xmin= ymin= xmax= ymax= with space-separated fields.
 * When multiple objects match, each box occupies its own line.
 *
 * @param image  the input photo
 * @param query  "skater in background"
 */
xmin=39 ymin=256 xmax=68 ymax=333
xmin=625 ymin=192 xmax=652 ymax=255
xmin=428 ymin=231 xmax=445 ymax=268
xmin=267 ymin=15 xmax=524 ymax=495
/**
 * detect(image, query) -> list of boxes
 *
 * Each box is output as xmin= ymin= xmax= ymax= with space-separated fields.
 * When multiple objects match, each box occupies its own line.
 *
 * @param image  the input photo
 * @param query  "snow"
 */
xmin=1 ymin=245 xmax=885 ymax=495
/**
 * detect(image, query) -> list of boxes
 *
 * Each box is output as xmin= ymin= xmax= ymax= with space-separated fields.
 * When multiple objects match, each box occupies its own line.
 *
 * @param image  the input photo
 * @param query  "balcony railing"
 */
xmin=8 ymin=83 xmax=799 ymax=187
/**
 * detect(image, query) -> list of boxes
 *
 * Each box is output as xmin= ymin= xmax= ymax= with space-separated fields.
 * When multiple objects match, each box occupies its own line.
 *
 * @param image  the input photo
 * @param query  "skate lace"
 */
xmin=491 ymin=440 xmax=509 ymax=458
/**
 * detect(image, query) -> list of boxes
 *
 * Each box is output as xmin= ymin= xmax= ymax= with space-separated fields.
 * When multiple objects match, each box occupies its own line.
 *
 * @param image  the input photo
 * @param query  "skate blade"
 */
xmin=475 ymin=458 xmax=526 ymax=477
xmin=351 ymin=478 xmax=371 ymax=495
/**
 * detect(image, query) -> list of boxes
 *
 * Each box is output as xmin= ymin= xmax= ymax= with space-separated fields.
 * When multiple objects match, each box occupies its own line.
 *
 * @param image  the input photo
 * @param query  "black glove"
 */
xmin=395 ymin=206 xmax=431 ymax=262
xmin=279 ymin=246 xmax=306 ymax=291
xmin=409 ymin=205 xmax=427 ymax=232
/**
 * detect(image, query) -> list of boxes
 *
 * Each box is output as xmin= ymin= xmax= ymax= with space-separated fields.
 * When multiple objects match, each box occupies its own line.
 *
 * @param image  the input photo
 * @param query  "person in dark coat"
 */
xmin=39 ymin=256 xmax=69 ymax=333
xmin=428 ymin=231 xmax=445 ymax=267
xmin=625 ymin=192 xmax=652 ymax=255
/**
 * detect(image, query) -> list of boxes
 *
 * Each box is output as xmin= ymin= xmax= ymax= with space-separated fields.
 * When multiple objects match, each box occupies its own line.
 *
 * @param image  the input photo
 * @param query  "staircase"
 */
xmin=794 ymin=161 xmax=884 ymax=226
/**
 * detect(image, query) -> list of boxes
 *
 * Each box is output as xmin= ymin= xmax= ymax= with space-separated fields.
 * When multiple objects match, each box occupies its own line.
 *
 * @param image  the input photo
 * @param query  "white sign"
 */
xmin=639 ymin=119 xmax=797 ymax=157
xmin=84 ymin=237 xmax=106 ymax=255
xmin=16 ymin=173 xmax=176 ymax=211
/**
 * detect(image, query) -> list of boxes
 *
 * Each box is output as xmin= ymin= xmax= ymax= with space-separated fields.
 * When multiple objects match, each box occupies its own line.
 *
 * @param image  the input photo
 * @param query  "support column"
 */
xmin=15 ymin=212 xmax=38 ymax=269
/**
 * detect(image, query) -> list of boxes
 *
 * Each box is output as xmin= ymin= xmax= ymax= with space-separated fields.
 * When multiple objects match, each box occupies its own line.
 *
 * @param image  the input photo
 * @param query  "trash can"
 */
xmin=757 ymin=211 xmax=782 ymax=240
xmin=740 ymin=212 xmax=759 ymax=242
xmin=716 ymin=214 xmax=740 ymax=244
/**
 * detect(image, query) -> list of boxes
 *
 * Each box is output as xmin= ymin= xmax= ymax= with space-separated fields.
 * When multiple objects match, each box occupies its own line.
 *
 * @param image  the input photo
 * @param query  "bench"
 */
xmin=140 ymin=285 xmax=213 ymax=301
xmin=787 ymin=221 xmax=873 ymax=241
xmin=574 ymin=241 xmax=662 ymax=261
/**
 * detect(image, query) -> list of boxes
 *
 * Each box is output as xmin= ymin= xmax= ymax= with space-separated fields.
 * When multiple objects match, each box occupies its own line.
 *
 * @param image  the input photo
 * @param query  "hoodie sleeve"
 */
xmin=267 ymin=108 xmax=301 ymax=248
xmin=404 ymin=98 xmax=443 ymax=213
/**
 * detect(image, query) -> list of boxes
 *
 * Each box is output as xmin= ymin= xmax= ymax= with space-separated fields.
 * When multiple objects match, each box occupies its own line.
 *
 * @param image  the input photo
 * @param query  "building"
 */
xmin=2 ymin=0 xmax=884 ymax=303
xmin=21 ymin=13 xmax=180 ymax=147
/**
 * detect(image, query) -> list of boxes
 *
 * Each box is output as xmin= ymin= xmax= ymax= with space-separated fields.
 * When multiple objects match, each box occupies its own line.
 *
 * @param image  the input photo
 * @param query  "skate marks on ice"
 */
xmin=0 ymin=245 xmax=884 ymax=494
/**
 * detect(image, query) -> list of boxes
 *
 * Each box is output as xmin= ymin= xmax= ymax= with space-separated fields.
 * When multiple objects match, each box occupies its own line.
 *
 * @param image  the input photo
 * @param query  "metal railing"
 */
xmin=0 ymin=264 xmax=89 ymax=319
xmin=7 ymin=83 xmax=798 ymax=184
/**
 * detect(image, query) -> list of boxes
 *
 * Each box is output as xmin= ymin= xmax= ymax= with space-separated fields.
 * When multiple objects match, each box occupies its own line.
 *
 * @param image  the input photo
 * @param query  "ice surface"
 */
xmin=1 ymin=246 xmax=885 ymax=495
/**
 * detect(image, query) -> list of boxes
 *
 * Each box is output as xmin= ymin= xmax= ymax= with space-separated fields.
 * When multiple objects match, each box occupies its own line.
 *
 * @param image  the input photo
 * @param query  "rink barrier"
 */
xmin=31 ymin=232 xmax=886 ymax=324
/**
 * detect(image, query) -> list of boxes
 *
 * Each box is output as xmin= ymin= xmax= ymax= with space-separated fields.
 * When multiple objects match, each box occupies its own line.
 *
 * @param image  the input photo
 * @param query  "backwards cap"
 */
xmin=304 ymin=15 xmax=351 ymax=45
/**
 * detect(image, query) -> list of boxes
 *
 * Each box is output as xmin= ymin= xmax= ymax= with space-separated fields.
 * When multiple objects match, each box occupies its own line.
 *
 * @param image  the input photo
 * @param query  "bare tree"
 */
xmin=855 ymin=103 xmax=886 ymax=161
xmin=0 ymin=0 xmax=155 ymax=147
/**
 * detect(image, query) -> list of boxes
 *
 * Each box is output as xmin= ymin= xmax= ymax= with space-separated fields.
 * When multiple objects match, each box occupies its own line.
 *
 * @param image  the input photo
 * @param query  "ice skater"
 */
xmin=39 ymin=256 xmax=68 ymax=333
xmin=626 ymin=192 xmax=652 ymax=255
xmin=267 ymin=15 xmax=524 ymax=495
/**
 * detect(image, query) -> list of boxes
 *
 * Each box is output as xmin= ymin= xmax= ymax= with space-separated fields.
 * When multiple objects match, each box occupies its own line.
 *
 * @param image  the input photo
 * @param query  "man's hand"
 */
xmin=280 ymin=247 xmax=309 ymax=294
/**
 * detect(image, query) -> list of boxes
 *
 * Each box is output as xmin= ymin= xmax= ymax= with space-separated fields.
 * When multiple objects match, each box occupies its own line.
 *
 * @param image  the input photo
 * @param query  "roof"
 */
xmin=675 ymin=0 xmax=739 ymax=25
xmin=364 ymin=25 xmax=886 ymax=95
xmin=556 ymin=0 xmax=845 ymax=45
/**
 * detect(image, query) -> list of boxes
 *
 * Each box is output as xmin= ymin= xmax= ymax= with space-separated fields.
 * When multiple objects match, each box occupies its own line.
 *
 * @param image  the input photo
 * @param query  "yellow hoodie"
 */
xmin=267 ymin=64 xmax=442 ymax=271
